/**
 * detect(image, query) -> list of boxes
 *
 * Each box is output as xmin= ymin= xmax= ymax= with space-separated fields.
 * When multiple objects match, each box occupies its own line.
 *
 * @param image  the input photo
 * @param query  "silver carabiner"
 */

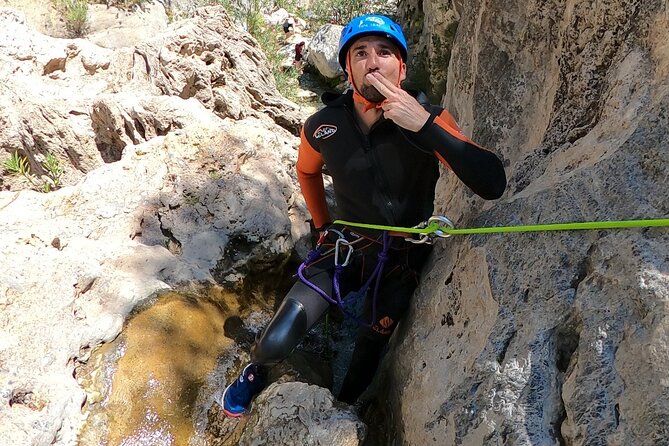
xmin=404 ymin=215 xmax=455 ymax=244
xmin=404 ymin=232 xmax=432 ymax=244
xmin=334 ymin=237 xmax=354 ymax=266
xmin=428 ymin=216 xmax=454 ymax=239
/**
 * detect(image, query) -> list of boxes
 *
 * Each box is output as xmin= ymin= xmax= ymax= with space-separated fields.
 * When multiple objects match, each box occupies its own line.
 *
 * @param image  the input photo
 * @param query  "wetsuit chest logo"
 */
xmin=313 ymin=124 xmax=337 ymax=139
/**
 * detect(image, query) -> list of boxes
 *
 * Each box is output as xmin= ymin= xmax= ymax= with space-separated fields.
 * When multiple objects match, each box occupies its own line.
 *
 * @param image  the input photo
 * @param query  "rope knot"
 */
xmin=377 ymin=251 xmax=389 ymax=263
xmin=305 ymin=249 xmax=321 ymax=265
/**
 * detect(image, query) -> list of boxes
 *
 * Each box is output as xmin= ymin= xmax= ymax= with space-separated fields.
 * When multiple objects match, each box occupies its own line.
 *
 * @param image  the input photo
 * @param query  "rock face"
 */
xmin=243 ymin=382 xmax=365 ymax=445
xmin=0 ymin=110 xmax=305 ymax=446
xmin=398 ymin=0 xmax=458 ymax=101
xmin=0 ymin=6 xmax=302 ymax=191
xmin=86 ymin=2 xmax=170 ymax=48
xmin=379 ymin=0 xmax=669 ymax=444
xmin=0 ymin=5 xmax=362 ymax=446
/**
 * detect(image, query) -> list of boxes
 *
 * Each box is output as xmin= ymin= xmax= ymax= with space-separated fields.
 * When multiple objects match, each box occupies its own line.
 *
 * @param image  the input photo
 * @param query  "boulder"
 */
xmin=242 ymin=382 xmax=365 ymax=445
xmin=306 ymin=24 xmax=344 ymax=79
xmin=265 ymin=8 xmax=290 ymax=26
xmin=207 ymin=382 xmax=366 ymax=445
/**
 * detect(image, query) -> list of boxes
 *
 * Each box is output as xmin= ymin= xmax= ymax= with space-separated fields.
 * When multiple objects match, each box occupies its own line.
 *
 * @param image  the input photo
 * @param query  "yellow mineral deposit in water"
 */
xmin=86 ymin=290 xmax=240 ymax=446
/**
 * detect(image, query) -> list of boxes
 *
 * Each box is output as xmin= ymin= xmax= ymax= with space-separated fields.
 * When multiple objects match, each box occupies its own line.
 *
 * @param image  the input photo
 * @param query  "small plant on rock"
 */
xmin=3 ymin=152 xmax=31 ymax=179
xmin=3 ymin=152 xmax=64 ymax=193
xmin=41 ymin=153 xmax=64 ymax=192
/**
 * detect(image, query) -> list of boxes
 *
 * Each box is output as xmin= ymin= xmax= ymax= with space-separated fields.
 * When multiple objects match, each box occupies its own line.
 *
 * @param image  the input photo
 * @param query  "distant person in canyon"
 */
xmin=293 ymin=40 xmax=305 ymax=71
xmin=222 ymin=13 xmax=507 ymax=417
xmin=282 ymin=16 xmax=295 ymax=37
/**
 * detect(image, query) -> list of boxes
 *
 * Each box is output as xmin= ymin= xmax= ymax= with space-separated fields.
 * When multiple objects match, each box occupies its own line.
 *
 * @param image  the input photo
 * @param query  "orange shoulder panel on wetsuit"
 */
xmin=296 ymin=127 xmax=331 ymax=229
xmin=432 ymin=109 xmax=483 ymax=170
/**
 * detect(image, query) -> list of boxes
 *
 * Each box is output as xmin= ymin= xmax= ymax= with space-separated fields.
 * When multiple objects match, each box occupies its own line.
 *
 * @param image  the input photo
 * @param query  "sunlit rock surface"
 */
xmin=0 ymin=5 xmax=319 ymax=444
xmin=305 ymin=24 xmax=344 ymax=80
xmin=0 ymin=6 xmax=302 ymax=191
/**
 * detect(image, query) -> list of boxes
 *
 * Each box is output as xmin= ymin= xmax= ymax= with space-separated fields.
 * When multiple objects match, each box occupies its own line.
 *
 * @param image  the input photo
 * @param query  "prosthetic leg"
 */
xmin=222 ymin=268 xmax=332 ymax=416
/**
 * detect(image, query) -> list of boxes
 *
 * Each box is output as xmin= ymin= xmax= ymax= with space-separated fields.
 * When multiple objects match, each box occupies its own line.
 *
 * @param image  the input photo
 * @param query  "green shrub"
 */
xmin=274 ymin=0 xmax=303 ymax=16
xmin=255 ymin=25 xmax=301 ymax=100
xmin=274 ymin=66 xmax=300 ymax=99
xmin=54 ymin=0 xmax=89 ymax=37
xmin=214 ymin=0 xmax=301 ymax=100
xmin=309 ymin=0 xmax=365 ymax=26
xmin=93 ymin=0 xmax=151 ymax=8
xmin=214 ymin=0 xmax=265 ymax=34
xmin=42 ymin=153 xmax=64 ymax=191
xmin=308 ymin=0 xmax=397 ymax=26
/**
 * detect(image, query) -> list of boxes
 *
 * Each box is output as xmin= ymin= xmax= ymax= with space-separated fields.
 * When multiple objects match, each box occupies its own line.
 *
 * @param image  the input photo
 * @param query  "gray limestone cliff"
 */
xmin=379 ymin=0 xmax=669 ymax=444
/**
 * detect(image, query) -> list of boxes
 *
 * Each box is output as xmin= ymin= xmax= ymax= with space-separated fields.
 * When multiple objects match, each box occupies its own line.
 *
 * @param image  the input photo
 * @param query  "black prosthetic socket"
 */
xmin=251 ymin=269 xmax=332 ymax=366
xmin=251 ymin=297 xmax=309 ymax=366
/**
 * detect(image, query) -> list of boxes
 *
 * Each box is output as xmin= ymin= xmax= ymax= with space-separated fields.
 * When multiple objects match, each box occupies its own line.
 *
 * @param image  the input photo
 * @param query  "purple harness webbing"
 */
xmin=296 ymin=231 xmax=390 ymax=327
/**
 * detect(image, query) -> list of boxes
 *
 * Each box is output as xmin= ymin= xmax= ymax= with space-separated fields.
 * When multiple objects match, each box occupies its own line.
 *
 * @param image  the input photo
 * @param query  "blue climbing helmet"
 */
xmin=338 ymin=14 xmax=408 ymax=70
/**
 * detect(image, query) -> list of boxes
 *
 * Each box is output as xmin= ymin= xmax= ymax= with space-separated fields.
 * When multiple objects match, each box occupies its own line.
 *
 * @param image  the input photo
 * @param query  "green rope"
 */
xmin=333 ymin=219 xmax=441 ymax=234
xmin=333 ymin=218 xmax=669 ymax=236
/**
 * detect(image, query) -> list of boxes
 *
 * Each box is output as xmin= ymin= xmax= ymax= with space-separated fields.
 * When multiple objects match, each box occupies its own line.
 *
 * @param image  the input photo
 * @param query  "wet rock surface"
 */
xmin=77 ymin=291 xmax=236 ymax=445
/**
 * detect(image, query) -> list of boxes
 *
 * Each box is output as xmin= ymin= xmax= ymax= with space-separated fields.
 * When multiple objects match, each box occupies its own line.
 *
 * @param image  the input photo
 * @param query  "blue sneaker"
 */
xmin=221 ymin=363 xmax=265 ymax=417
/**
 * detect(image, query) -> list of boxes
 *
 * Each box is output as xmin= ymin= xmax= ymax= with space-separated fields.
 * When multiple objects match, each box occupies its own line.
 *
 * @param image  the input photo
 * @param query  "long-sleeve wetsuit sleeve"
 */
xmin=296 ymin=127 xmax=331 ymax=230
xmin=410 ymin=109 xmax=507 ymax=199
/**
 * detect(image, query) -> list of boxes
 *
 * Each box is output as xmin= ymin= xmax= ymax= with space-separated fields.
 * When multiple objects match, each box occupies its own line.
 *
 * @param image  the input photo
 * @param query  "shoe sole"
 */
xmin=222 ymin=408 xmax=245 ymax=418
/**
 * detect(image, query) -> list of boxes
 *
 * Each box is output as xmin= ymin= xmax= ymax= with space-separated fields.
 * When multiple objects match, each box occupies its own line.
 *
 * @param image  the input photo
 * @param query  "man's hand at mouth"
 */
xmin=365 ymin=71 xmax=431 ymax=132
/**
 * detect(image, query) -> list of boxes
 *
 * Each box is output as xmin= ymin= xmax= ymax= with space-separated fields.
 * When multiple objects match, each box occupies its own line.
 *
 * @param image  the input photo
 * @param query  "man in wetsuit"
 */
xmin=221 ymin=14 xmax=507 ymax=417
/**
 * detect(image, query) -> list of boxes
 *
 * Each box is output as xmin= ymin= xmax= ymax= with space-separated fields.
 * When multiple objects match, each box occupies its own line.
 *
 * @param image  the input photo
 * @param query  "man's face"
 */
xmin=347 ymin=35 xmax=406 ymax=103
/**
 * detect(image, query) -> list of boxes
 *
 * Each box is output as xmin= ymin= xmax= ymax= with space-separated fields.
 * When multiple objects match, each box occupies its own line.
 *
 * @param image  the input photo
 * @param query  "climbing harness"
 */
xmin=296 ymin=229 xmax=391 ymax=327
xmin=296 ymin=216 xmax=669 ymax=325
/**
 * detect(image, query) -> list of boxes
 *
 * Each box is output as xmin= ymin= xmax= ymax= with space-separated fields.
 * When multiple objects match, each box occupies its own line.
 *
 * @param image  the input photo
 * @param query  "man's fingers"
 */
xmin=365 ymin=72 xmax=398 ymax=97
xmin=368 ymin=71 xmax=398 ymax=89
